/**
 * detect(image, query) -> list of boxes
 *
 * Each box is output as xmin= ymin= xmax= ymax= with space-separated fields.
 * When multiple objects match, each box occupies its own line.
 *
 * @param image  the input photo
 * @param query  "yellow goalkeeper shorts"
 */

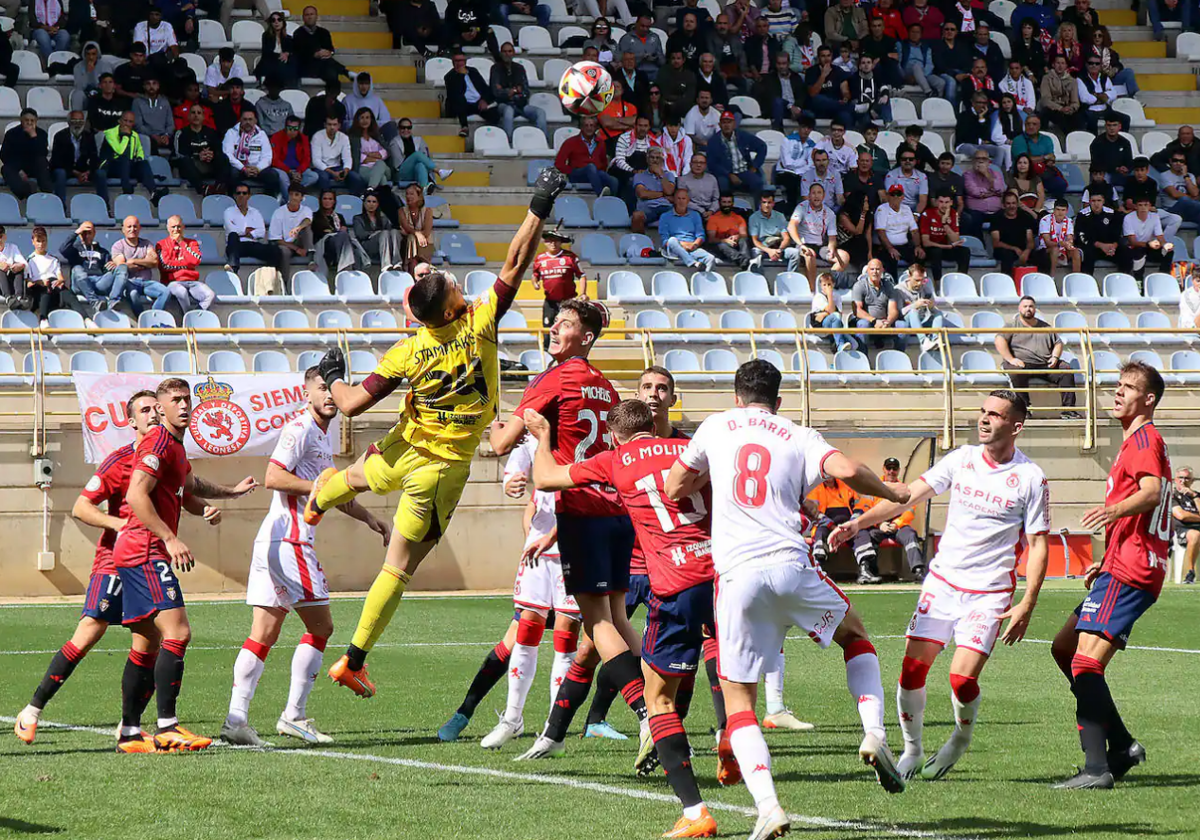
xmin=362 ymin=425 xmax=472 ymax=543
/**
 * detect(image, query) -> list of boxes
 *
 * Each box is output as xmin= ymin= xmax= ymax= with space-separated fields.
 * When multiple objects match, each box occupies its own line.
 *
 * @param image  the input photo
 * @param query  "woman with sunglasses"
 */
xmin=641 ymin=86 xmax=669 ymax=132
xmin=1088 ymin=26 xmax=1139 ymax=97
xmin=312 ymin=190 xmax=366 ymax=284
xmin=390 ymin=119 xmax=453 ymax=194
xmin=582 ymin=17 xmax=619 ymax=65
xmin=256 ymin=13 xmax=299 ymax=88
xmin=352 ymin=189 xmax=405 ymax=273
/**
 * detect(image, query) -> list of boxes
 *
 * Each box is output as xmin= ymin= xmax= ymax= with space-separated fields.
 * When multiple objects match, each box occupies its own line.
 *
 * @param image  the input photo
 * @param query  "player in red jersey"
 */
xmin=112 ymin=378 xmax=259 ymax=753
xmin=528 ymin=398 xmax=719 ymax=838
xmin=12 ymin=391 xmax=221 ymax=744
xmin=489 ymin=300 xmax=652 ymax=766
xmin=1049 ymin=361 xmax=1170 ymax=789
xmin=531 ymin=229 xmax=586 ymax=348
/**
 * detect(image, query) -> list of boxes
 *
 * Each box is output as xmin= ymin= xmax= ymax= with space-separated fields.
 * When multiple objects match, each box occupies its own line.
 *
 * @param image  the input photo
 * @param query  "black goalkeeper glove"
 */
xmin=318 ymin=348 xmax=347 ymax=387
xmin=529 ymin=167 xmax=568 ymax=220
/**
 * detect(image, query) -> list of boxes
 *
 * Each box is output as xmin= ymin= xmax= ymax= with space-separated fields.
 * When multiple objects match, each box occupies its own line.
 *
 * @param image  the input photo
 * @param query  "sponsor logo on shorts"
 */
xmin=1080 ymin=597 xmax=1100 ymax=614
xmin=812 ymin=609 xmax=837 ymax=637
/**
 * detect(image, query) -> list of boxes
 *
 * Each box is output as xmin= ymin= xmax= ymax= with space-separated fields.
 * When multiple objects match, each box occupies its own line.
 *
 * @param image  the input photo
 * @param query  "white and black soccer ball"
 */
xmin=558 ymin=61 xmax=614 ymax=117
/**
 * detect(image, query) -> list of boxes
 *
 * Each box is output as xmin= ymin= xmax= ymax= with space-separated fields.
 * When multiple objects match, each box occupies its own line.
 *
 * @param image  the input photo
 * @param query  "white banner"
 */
xmin=72 ymin=372 xmax=338 ymax=464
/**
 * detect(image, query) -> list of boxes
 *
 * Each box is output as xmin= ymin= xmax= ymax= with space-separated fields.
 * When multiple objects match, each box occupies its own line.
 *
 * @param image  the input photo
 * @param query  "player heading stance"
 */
xmin=301 ymin=169 xmax=567 ymax=697
xmin=665 ymin=360 xmax=908 ymax=840
xmin=1049 ymin=361 xmax=1168 ymax=789
xmin=222 ymin=368 xmax=390 ymax=747
xmin=114 ymin=378 xmax=258 ymax=752
xmin=833 ymin=390 xmax=1051 ymax=781
xmin=13 ymin=391 xmax=219 ymax=743
xmin=529 ymin=398 xmax=719 ymax=838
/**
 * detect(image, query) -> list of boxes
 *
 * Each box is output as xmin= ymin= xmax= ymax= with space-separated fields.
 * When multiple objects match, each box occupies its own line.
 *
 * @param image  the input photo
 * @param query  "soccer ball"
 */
xmin=558 ymin=61 xmax=614 ymax=116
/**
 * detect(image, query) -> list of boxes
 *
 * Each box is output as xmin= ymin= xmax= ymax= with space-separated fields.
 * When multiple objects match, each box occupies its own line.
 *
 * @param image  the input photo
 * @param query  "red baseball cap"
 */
xmin=719 ymin=110 xmax=736 ymax=120
xmin=887 ymin=184 xmax=905 ymax=196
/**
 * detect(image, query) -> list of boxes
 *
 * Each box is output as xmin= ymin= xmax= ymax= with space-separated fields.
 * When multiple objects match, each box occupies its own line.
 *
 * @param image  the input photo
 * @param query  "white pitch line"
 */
xmin=0 ymin=716 xmax=974 ymax=840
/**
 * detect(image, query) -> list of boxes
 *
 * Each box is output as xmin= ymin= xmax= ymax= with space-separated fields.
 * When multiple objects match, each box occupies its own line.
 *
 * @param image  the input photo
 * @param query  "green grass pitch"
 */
xmin=0 ymin=586 xmax=1196 ymax=840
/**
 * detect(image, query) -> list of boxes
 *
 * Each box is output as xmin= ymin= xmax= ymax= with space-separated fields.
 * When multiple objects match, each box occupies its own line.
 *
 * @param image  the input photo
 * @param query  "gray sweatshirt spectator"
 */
xmin=256 ymin=82 xmax=295 ymax=138
xmin=132 ymin=79 xmax=174 ymax=154
xmin=676 ymin=155 xmax=721 ymax=216
xmin=618 ymin=15 xmax=666 ymax=77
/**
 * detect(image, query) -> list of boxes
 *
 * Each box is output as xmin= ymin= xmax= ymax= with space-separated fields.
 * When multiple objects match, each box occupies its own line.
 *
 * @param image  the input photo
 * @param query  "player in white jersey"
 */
xmin=479 ymin=436 xmax=583 ymax=749
xmin=832 ymin=389 xmax=1050 ymax=782
xmin=665 ymin=359 xmax=909 ymax=840
xmin=222 ymin=368 xmax=390 ymax=746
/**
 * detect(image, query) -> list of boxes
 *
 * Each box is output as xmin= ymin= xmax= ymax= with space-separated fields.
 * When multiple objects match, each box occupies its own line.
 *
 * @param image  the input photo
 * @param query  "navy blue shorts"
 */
xmin=81 ymin=572 xmax=123 ymax=624
xmin=626 ymin=574 xmax=651 ymax=617
xmin=117 ymin=558 xmax=185 ymax=625
xmin=1074 ymin=572 xmax=1156 ymax=647
xmin=557 ymin=513 xmax=635 ymax=596
xmin=642 ymin=581 xmax=715 ymax=677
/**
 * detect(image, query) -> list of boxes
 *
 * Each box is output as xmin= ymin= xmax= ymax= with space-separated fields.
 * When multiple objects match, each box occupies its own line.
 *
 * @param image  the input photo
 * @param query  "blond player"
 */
xmin=301 ymin=168 xmax=567 ymax=697
xmin=832 ymin=389 xmax=1050 ymax=781
xmin=221 ymin=368 xmax=390 ymax=746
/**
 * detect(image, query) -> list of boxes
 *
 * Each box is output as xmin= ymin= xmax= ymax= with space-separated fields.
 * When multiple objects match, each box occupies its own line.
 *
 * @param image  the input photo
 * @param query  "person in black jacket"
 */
xmin=51 ymin=111 xmax=100 ymax=205
xmin=1076 ymin=192 xmax=1131 ymax=276
xmin=665 ymin=11 xmax=709 ymax=69
xmin=387 ymin=0 xmax=441 ymax=55
xmin=1 ymin=109 xmax=51 ymax=200
xmin=1089 ymin=115 xmax=1134 ymax=186
xmin=86 ymin=74 xmax=130 ymax=134
xmin=256 ymin=12 xmax=299 ymax=87
xmin=174 ymin=102 xmax=228 ymax=193
xmin=755 ymin=52 xmax=807 ymax=130
xmin=695 ymin=53 xmax=730 ymax=109
xmin=444 ymin=0 xmax=498 ymax=57
xmin=292 ymin=5 xmax=349 ymax=84
xmin=444 ymin=53 xmax=501 ymax=138
xmin=0 ymin=18 xmax=18 ymax=88
xmin=303 ymin=79 xmax=347 ymax=137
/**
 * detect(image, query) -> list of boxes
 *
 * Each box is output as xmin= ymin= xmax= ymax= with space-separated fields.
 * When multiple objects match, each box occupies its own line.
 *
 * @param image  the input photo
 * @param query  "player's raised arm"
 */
xmin=524 ymin=408 xmax=577 ymax=491
xmin=127 ymin=469 xmax=193 ymax=571
xmin=1000 ymin=532 xmax=1048 ymax=644
xmin=185 ymin=473 xmax=259 ymax=500
xmin=71 ymin=491 xmax=125 ymax=533
xmin=499 ymin=168 xmax=569 ymax=291
xmin=824 ymin=451 xmax=911 ymax=506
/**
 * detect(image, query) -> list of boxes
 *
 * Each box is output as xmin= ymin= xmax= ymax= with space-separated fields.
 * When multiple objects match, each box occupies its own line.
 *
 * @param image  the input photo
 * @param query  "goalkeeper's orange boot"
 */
xmin=304 ymin=467 xmax=338 ymax=526
xmin=662 ymin=807 xmax=717 ymax=838
xmin=329 ymin=655 xmax=376 ymax=698
xmin=116 ymin=731 xmax=158 ymax=754
xmin=153 ymin=725 xmax=212 ymax=752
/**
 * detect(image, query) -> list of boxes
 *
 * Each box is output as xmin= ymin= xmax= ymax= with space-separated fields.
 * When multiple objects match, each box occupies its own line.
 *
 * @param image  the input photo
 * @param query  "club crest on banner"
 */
xmin=189 ymin=377 xmax=253 ymax=456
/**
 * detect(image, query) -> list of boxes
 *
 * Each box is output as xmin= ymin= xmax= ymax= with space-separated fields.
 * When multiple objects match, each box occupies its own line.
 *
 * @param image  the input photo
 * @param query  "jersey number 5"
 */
xmin=733 ymin=444 xmax=771 ymax=508
xmin=634 ymin=469 xmax=707 ymax=533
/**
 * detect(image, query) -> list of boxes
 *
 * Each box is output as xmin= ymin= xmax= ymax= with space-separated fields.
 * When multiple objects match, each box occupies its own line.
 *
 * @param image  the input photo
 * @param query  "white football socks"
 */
xmin=504 ymin=642 xmax=539 ymax=725
xmin=227 ymin=645 xmax=266 ymax=727
xmin=897 ymin=683 xmax=927 ymax=757
xmin=845 ymin=652 xmax=886 ymax=741
xmin=729 ymin=720 xmax=779 ymax=815
xmin=283 ymin=638 xmax=325 ymax=722
xmin=549 ymin=651 xmax=574 ymax=711
xmin=764 ymin=654 xmax=785 ymax=716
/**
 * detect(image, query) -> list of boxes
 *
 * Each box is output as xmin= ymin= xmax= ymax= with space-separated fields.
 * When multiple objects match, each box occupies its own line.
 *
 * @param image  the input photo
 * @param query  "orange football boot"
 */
xmin=303 ymin=467 xmax=338 ymax=526
xmin=328 ymin=655 xmax=376 ymax=698
xmin=116 ymin=732 xmax=158 ymax=754
xmin=153 ymin=726 xmax=213 ymax=752
xmin=663 ymin=807 xmax=717 ymax=838
xmin=717 ymin=730 xmax=742 ymax=786
xmin=13 ymin=711 xmax=38 ymax=744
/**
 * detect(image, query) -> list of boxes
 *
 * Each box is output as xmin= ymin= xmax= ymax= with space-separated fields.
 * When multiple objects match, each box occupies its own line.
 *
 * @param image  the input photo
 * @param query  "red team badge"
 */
xmin=1007 ymin=474 xmax=1020 ymax=488
xmin=189 ymin=377 xmax=252 ymax=456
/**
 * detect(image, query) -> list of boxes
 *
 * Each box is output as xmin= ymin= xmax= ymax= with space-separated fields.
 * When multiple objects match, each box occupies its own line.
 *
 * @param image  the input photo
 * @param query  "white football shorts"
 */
xmin=247 ymin=540 xmax=330 ymax=610
xmin=905 ymin=572 xmax=1013 ymax=657
xmin=513 ymin=553 xmax=580 ymax=617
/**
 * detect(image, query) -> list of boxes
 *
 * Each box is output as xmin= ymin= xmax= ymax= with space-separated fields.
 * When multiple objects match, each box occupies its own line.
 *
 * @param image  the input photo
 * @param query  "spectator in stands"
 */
xmin=825 ymin=0 xmax=867 ymax=49
xmin=1 ymin=110 xmax=52 ymax=202
xmin=1159 ymin=152 xmax=1200 ymax=228
xmin=301 ymin=79 xmax=345 ymax=138
xmin=71 ymin=42 xmax=105 ymax=113
xmin=999 ymin=60 xmax=1037 ymax=119
xmin=871 ymin=186 xmax=921 ymax=293
xmin=1151 ymin=126 xmax=1200 ymax=174
xmin=1008 ymin=153 xmax=1046 ymax=217
xmin=1010 ymin=114 xmax=1052 ymax=165
xmin=1036 ymin=200 xmax=1082 ymax=273
xmin=748 ymin=191 xmax=797 ymax=272
xmin=205 ymin=48 xmax=247 ymax=99
xmin=695 ymin=53 xmax=730 ymax=107
xmin=1089 ymin=27 xmax=1139 ymax=96
xmin=344 ymin=72 xmax=397 ymax=141
xmin=213 ymin=79 xmax=254 ymax=138
xmin=666 ymin=11 xmax=709 ymax=68
xmin=927 ymin=152 xmax=965 ymax=214
xmin=269 ymin=186 xmax=315 ymax=281
xmin=584 ymin=18 xmax=619 ymax=66
xmin=809 ymin=270 xmax=855 ymax=352
xmin=134 ymin=9 xmax=181 ymax=82
xmin=99 ymin=110 xmax=166 ymax=206
xmin=256 ymin=78 xmax=294 ymax=139
xmin=995 ymin=295 xmax=1080 ymax=419
xmin=760 ymin=0 xmax=797 ymax=40
xmin=61 ymin=221 xmax=124 ymax=315
xmin=857 ymin=125 xmax=890 ymax=177
xmin=659 ymin=188 xmax=715 ymax=270
xmin=756 ymin=52 xmax=805 ymax=130
xmin=397 ymin=183 xmax=434 ymax=271
xmin=29 ymin=0 xmax=70 ymax=59
xmin=989 ymin=189 xmax=1037 ymax=275
xmin=0 ymin=226 xmax=28 ymax=310
xmin=610 ymin=114 xmax=655 ymax=208
xmin=173 ymin=81 xmax=214 ymax=132
xmin=900 ymin=23 xmax=939 ymax=97
xmin=1079 ymin=66 xmax=1128 ymax=135
xmin=257 ymin=13 xmax=300 ymax=86
xmin=293 ymin=6 xmax=350 ymax=84
xmin=707 ymin=110 xmax=766 ymax=201
xmin=387 ymin=0 xmax=441 ymax=56
xmin=176 ymin=103 xmax=228 ymax=195
xmin=1147 ymin=0 xmax=1189 ymax=40
xmin=1077 ymin=191 xmax=1129 ymax=277
xmin=781 ymin=22 xmax=816 ymax=74
xmin=1062 ymin=0 xmax=1099 ymax=42
xmin=711 ymin=13 xmax=748 ymax=92
xmin=225 ymin=111 xmax=276 ymax=198
xmin=1049 ymin=22 xmax=1084 ymax=76
xmin=801 ymin=149 xmax=843 ymax=210
xmin=352 ymin=189 xmax=405 ymax=273
xmin=619 ymin=13 xmax=665 ymax=80
xmin=219 ymin=0 xmax=270 ymax=32
xmin=88 ymin=74 xmax=129 ymax=134
xmin=393 ymin=118 xmax=451 ymax=194
xmin=809 ymin=475 xmax=863 ymax=567
xmin=705 ymin=193 xmax=751 ymax=267
xmin=630 ymin=146 xmax=676 ymax=232
xmin=1038 ymin=54 xmax=1081 ymax=134
xmin=312 ymin=114 xmax=361 ymax=193
xmin=223 ymin=184 xmax=280 ymax=274
xmin=1180 ymin=271 xmax=1200 ymax=329
xmin=852 ymin=255 xmax=906 ymax=350
xmin=444 ymin=53 xmax=501 ymax=139
xmin=743 ymin=17 xmax=778 ymax=86
xmin=960 ymin=57 xmax=1000 ymax=114
xmin=1012 ymin=20 xmax=1046 ymax=83
xmin=1124 ymin=197 xmax=1175 ymax=282
xmin=657 ymin=50 xmax=698 ymax=117
xmin=555 ymin=115 xmax=616 ymax=196
xmin=775 ymin=120 xmax=814 ymax=211
xmin=26 ymin=226 xmax=90 ymax=328
xmin=676 ymin=152 xmax=719 ymax=218
xmin=134 ymin=77 xmax=175 ymax=157
xmin=50 ymin=111 xmax=99 ymax=207
xmin=683 ymin=88 xmax=720 ymax=150
xmin=966 ymin=22 xmax=1004 ymax=79
xmin=803 ymin=46 xmax=853 ymax=127
xmin=1084 ymin=162 xmax=1123 ymax=209
xmin=843 ymin=149 xmax=885 ymax=211
xmin=674 ymin=0 xmax=713 ymax=32
xmin=348 ymin=108 xmax=394 ymax=189
xmin=884 ymin=148 xmax=927 ymax=215
xmin=1090 ymin=115 xmax=1136 ymax=189
xmin=491 ymin=42 xmax=548 ymax=144
xmin=956 ymin=92 xmax=1008 ymax=173
xmin=790 ymin=184 xmax=849 ymax=280
xmin=613 ymin=51 xmax=651 ymax=113
xmin=902 ymin=0 xmax=944 ymax=40
xmin=963 ymin=149 xmax=1006 ymax=236
xmin=646 ymin=86 xmax=673 ymax=135
xmin=728 ymin=0 xmax=761 ymax=40
xmin=895 ymin=262 xmax=942 ymax=353
xmin=837 ymin=189 xmax=873 ymax=271
xmin=156 ymin=0 xmax=198 ymax=52
xmin=657 ymin=113 xmax=693 ymax=180
xmin=157 ymin=216 xmax=209 ymax=312
xmin=932 ymin=22 xmax=971 ymax=108
xmin=918 ymin=192 xmax=970 ymax=283
xmin=859 ymin=16 xmax=903 ymax=89
xmin=900 ymin=125 xmax=939 ymax=174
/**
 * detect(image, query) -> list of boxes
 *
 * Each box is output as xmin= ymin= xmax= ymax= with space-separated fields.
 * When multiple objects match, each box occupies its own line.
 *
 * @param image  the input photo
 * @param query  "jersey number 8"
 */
xmin=733 ymin=444 xmax=771 ymax=508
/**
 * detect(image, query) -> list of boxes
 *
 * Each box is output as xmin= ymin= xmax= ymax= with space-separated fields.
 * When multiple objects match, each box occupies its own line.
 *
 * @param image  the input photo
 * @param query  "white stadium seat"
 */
xmin=474 ymin=126 xmax=518 ymax=157
xmin=890 ymin=98 xmax=923 ymax=126
xmin=514 ymin=126 xmax=553 ymax=156
xmin=231 ymin=20 xmax=263 ymax=48
xmin=518 ymin=26 xmax=556 ymax=54
xmin=553 ymin=126 xmax=580 ymax=150
xmin=530 ymin=92 xmax=569 ymax=123
xmin=199 ymin=18 xmax=232 ymax=48
xmin=26 ymin=87 xmax=65 ymax=119
xmin=12 ymin=50 xmax=47 ymax=81
xmin=1112 ymin=98 xmax=1154 ymax=128
xmin=426 ymin=57 xmax=453 ymax=85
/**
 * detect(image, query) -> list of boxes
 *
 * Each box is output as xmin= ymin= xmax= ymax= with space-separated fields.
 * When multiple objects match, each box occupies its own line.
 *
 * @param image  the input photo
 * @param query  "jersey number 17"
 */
xmin=635 ymin=469 xmax=707 ymax=534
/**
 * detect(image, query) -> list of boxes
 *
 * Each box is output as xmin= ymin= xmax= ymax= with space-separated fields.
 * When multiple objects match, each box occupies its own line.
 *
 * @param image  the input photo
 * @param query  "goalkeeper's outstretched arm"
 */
xmin=498 ymin=167 xmax=567 ymax=291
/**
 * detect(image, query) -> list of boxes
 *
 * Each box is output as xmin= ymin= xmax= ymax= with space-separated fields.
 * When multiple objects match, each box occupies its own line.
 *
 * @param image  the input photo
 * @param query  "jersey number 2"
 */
xmin=733 ymin=444 xmax=771 ymax=508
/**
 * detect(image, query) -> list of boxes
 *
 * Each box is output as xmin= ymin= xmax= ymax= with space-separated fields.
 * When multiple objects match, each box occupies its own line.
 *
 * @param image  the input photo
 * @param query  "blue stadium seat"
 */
xmin=751 ymin=348 xmax=786 ymax=369
xmin=157 ymin=194 xmax=201 ymax=227
xmin=718 ymin=309 xmax=755 ymax=343
xmin=205 ymin=270 xmax=250 ymax=303
xmin=116 ymin=350 xmax=155 ymax=372
xmin=963 ymin=235 xmax=996 ymax=267
xmin=702 ymin=348 xmax=738 ymax=383
xmin=149 ymin=156 xmax=180 ymax=186
xmin=519 ymin=349 xmax=547 ymax=372
xmin=70 ymin=194 xmax=113 ymax=225
xmin=593 ymin=197 xmax=630 ymax=229
xmin=464 ymin=270 xmax=498 ymax=297
xmin=498 ymin=310 xmax=535 ymax=343
xmin=580 ymin=233 xmax=624 ymax=265
xmin=1053 ymin=310 xmax=1088 ymax=345
xmin=1170 ymin=350 xmax=1200 ymax=384
xmin=425 ymin=196 xmax=459 ymax=228
xmin=664 ymin=348 xmax=703 ymax=382
xmin=114 ymin=194 xmax=156 ymax=226
xmin=337 ymin=194 xmax=363 ymax=219
xmin=249 ymin=194 xmax=280 ymax=222
xmin=202 ymin=194 xmax=236 ymax=226
xmin=691 ymin=271 xmax=730 ymax=301
xmin=91 ymin=310 xmax=137 ymax=345
xmin=918 ymin=350 xmax=946 ymax=383
xmin=676 ymin=309 xmax=716 ymax=343
xmin=336 ymin=270 xmax=377 ymax=302
xmin=979 ymin=272 xmax=1018 ymax=305
xmin=316 ymin=310 xmax=354 ymax=338
xmin=1130 ymin=350 xmax=1166 ymax=380
xmin=1145 ymin=273 xmax=1181 ymax=305
xmin=733 ymin=272 xmax=771 ymax=302
xmin=6 ymin=230 xmax=32 ymax=257
xmin=652 ymin=271 xmax=690 ymax=304
xmin=1092 ymin=350 xmax=1121 ymax=385
xmin=526 ymin=160 xmax=554 ymax=186
xmin=942 ymin=311 xmax=975 ymax=345
xmin=361 ymin=309 xmax=402 ymax=344
xmin=207 ymin=350 xmax=246 ymax=372
xmin=26 ymin=193 xmax=69 ymax=225
xmin=2 ymin=310 xmax=37 ymax=342
xmin=1137 ymin=311 xmax=1175 ymax=344
xmin=1064 ymin=273 xmax=1105 ymax=304
xmin=606 ymin=270 xmax=650 ymax=303
xmin=970 ymin=310 xmax=1004 ymax=343
xmin=554 ymin=195 xmax=598 ymax=228
xmin=1103 ymin=272 xmax=1141 ymax=303
xmin=273 ymin=309 xmax=310 ymax=341
xmin=296 ymin=350 xmax=323 ymax=371
xmin=291 ymin=271 xmax=335 ymax=301
xmin=349 ymin=350 xmax=378 ymax=373
xmin=184 ymin=309 xmax=223 ymax=344
xmin=228 ymin=309 xmax=273 ymax=345
xmin=1060 ymin=162 xmax=1086 ymax=193
xmin=634 ymin=310 xmax=670 ymax=330
xmin=253 ymin=350 xmax=289 ymax=372
xmin=1019 ymin=272 xmax=1060 ymax=303
xmin=70 ymin=350 xmax=108 ymax=372
xmin=442 ymin=233 xmax=486 ymax=265
xmin=379 ymin=270 xmax=414 ymax=302
xmin=761 ymin=309 xmax=798 ymax=344
xmin=774 ymin=272 xmax=811 ymax=304
xmin=939 ymin=273 xmax=980 ymax=304
xmin=192 ymin=232 xmax=222 ymax=264
xmin=833 ymin=349 xmax=872 ymax=384
xmin=47 ymin=310 xmax=92 ymax=344
xmin=0 ymin=194 xmax=24 ymax=224
xmin=138 ymin=310 xmax=179 ymax=345
xmin=23 ymin=351 xmax=64 ymax=383
xmin=161 ymin=350 xmax=193 ymax=373
xmin=957 ymin=350 xmax=1008 ymax=385
xmin=620 ymin=234 xmax=665 ymax=265
xmin=876 ymin=349 xmax=923 ymax=384
xmin=1096 ymin=311 xmax=1137 ymax=345
xmin=792 ymin=349 xmax=838 ymax=383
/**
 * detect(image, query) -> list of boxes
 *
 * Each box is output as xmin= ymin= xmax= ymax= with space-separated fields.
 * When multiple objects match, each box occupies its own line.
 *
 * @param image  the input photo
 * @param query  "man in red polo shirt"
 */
xmin=918 ymin=192 xmax=970 ymax=281
xmin=554 ymin=114 xmax=618 ymax=196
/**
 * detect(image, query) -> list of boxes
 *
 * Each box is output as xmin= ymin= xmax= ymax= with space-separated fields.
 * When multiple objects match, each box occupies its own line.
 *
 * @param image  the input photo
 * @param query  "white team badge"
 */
xmin=142 ymin=454 xmax=160 ymax=470
xmin=85 ymin=475 xmax=102 ymax=492
xmin=189 ymin=377 xmax=252 ymax=456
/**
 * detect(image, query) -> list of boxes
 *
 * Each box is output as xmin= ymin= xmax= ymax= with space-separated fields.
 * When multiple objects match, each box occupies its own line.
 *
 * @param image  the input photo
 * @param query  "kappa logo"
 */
xmin=900 ymin=712 xmax=913 ymax=722
xmin=752 ymin=764 xmax=769 ymax=773
xmin=858 ymin=695 xmax=870 ymax=704
xmin=970 ymin=635 xmax=984 ymax=646
xmin=511 ymin=667 xmax=520 ymax=678
xmin=189 ymin=377 xmax=252 ymax=456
